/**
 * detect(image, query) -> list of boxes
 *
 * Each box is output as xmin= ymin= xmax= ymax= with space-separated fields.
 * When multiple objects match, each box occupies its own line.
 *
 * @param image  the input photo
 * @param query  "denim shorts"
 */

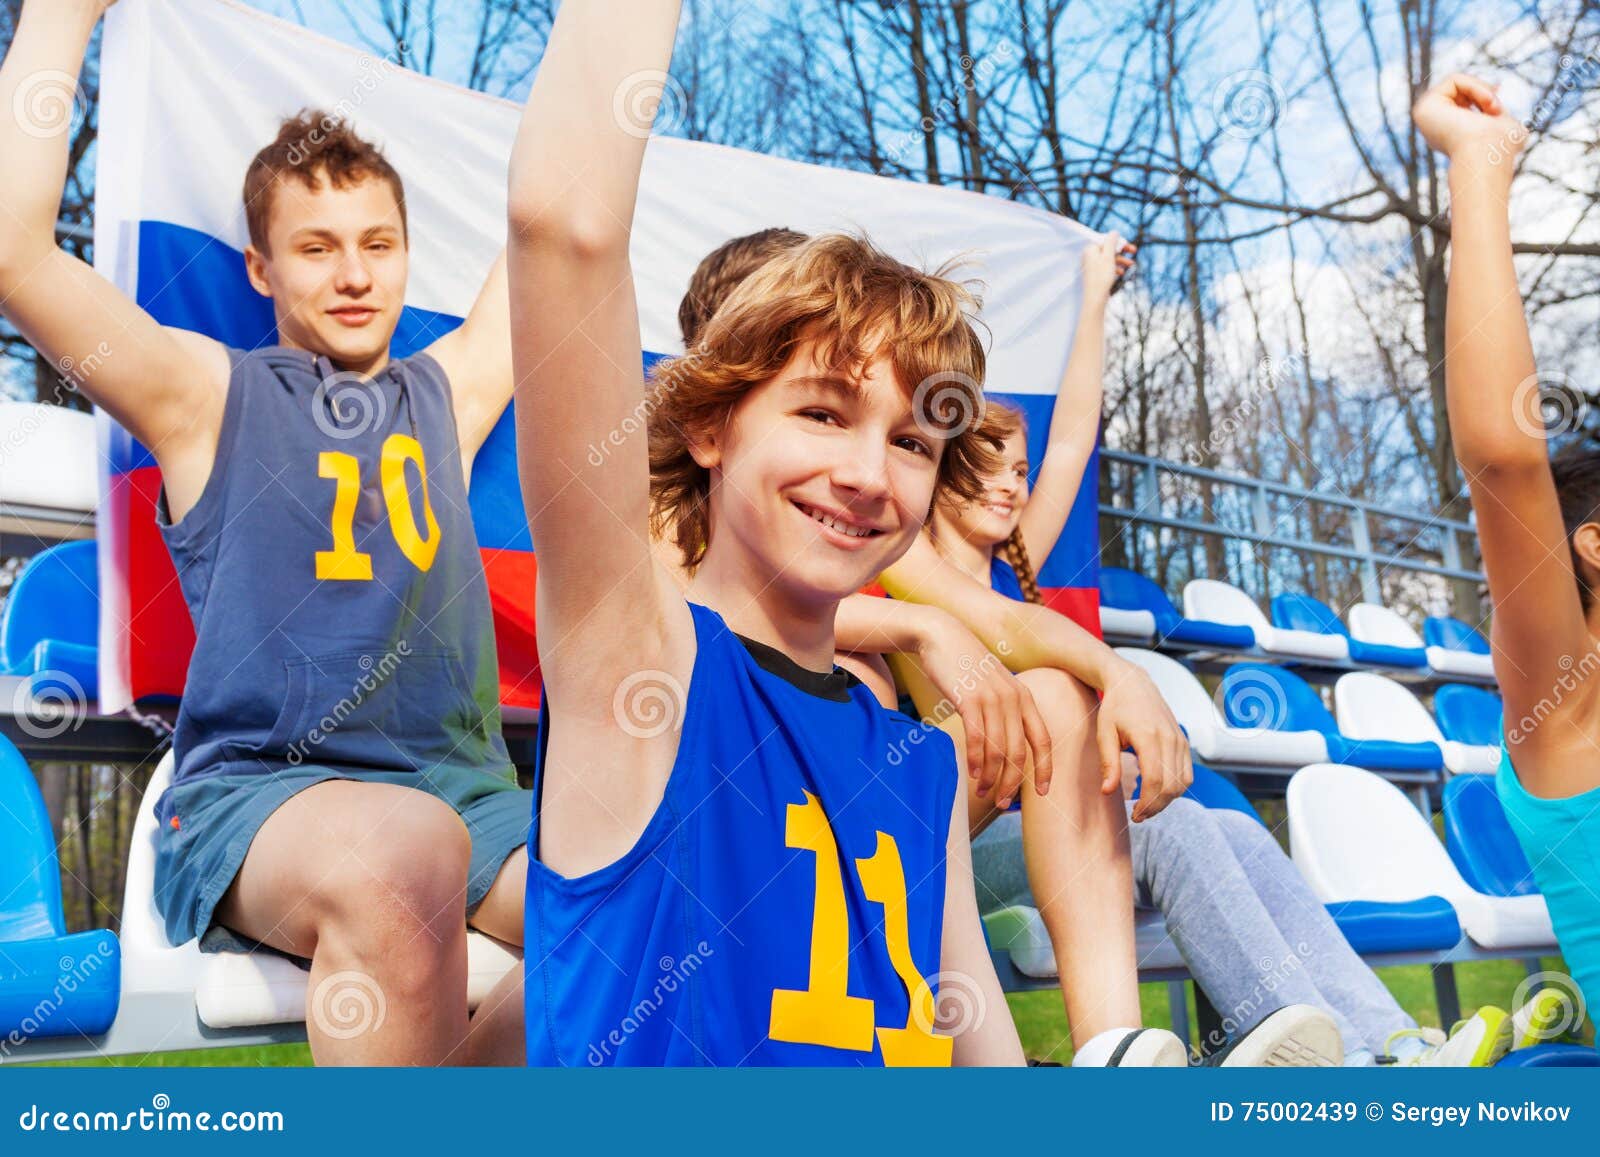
xmin=152 ymin=762 xmax=531 ymax=953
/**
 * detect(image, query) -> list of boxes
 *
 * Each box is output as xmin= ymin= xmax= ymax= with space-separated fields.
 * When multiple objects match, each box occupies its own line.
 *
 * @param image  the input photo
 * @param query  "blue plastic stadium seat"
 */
xmin=1098 ymin=568 xmax=1255 ymax=650
xmin=1324 ymin=897 xmax=1463 ymax=954
xmin=0 ymin=540 xmax=99 ymax=700
xmin=1182 ymin=763 xmax=1264 ymax=821
xmin=1495 ymin=1044 xmax=1600 ymax=1067
xmin=1433 ymin=684 xmax=1503 ymax=748
xmin=1272 ymin=592 xmax=1426 ymax=668
xmin=0 ymin=736 xmax=120 ymax=1040
xmin=1221 ymin=663 xmax=1443 ymax=773
xmin=1442 ymin=774 xmax=1539 ymax=898
xmin=1424 ymin=616 xmax=1492 ymax=656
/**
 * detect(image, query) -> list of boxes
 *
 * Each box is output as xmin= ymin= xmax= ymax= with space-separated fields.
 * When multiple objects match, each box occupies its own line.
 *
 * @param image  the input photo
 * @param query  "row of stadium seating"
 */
xmin=1099 ymin=567 xmax=1496 ymax=681
xmin=986 ymin=762 xmax=1550 ymax=988
xmin=1120 ymin=647 xmax=1504 ymax=778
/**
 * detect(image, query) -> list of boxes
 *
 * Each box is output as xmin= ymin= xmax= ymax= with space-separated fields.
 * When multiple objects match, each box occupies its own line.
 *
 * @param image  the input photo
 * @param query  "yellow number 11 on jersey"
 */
xmin=768 ymin=791 xmax=953 ymax=1066
xmin=315 ymin=434 xmax=441 ymax=580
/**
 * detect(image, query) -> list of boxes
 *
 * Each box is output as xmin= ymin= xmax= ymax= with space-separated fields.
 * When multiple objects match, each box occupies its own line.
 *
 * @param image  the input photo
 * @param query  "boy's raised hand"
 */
xmin=1413 ymin=74 xmax=1526 ymax=167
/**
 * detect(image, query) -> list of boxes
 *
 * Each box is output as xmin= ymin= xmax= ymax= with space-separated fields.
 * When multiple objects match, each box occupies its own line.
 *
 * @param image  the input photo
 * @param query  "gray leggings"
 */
xmin=971 ymin=797 xmax=1415 ymax=1054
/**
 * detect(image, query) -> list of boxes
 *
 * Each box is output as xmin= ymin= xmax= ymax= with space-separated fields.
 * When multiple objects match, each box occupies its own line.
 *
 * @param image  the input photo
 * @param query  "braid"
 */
xmin=999 ymin=529 xmax=1043 ymax=605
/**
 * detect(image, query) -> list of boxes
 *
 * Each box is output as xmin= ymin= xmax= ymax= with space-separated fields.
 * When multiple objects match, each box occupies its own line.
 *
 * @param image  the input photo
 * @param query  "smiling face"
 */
xmin=690 ymin=340 xmax=942 ymax=605
xmin=243 ymin=172 xmax=408 ymax=375
xmin=937 ymin=427 xmax=1029 ymax=549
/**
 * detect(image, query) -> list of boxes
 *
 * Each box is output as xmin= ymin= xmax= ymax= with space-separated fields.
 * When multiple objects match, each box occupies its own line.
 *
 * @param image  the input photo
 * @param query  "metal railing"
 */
xmin=1098 ymin=448 xmax=1483 ymax=614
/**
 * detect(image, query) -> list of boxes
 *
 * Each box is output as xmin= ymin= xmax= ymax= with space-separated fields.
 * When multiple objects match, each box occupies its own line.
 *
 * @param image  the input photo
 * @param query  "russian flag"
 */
xmin=93 ymin=0 xmax=1102 ymax=716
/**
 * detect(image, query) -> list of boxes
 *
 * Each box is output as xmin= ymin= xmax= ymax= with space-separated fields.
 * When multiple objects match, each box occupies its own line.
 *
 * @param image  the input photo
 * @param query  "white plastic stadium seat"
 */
xmin=985 ymin=906 xmax=1184 ymax=979
xmin=1098 ymin=606 xmax=1158 ymax=644
xmin=1333 ymin=672 xmax=1500 ymax=776
xmin=1347 ymin=603 xmax=1424 ymax=651
xmin=1183 ymin=580 xmax=1348 ymax=662
xmin=1287 ymin=763 xmax=1554 ymax=949
xmin=117 ymin=754 xmax=520 ymax=1040
xmin=1116 ymin=647 xmax=1328 ymax=768
xmin=0 ymin=402 xmax=97 ymax=514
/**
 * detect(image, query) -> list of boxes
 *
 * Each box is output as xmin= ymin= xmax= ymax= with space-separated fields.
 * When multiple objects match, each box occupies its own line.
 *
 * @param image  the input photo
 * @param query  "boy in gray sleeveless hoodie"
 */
xmin=0 ymin=0 xmax=527 ymax=1064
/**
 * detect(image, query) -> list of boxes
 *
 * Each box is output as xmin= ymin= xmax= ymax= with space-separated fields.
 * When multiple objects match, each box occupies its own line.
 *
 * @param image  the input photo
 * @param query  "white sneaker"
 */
xmin=1201 ymin=1005 xmax=1344 ymax=1067
xmin=1072 ymin=1026 xmax=1189 ymax=1067
xmin=1383 ymin=1007 xmax=1512 ymax=1067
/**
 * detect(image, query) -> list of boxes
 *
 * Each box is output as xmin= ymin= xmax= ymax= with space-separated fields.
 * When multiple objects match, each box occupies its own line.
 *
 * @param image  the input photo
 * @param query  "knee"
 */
xmin=314 ymin=798 xmax=471 ymax=973
xmin=1015 ymin=667 xmax=1097 ymax=740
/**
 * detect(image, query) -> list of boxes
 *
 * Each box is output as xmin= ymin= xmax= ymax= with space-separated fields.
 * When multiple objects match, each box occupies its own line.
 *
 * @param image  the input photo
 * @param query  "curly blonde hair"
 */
xmin=648 ymin=233 xmax=997 ymax=569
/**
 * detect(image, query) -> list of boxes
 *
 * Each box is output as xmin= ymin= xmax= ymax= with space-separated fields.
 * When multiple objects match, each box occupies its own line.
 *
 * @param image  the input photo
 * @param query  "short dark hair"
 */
xmin=1552 ymin=440 xmax=1600 ymax=609
xmin=243 ymin=110 xmax=407 ymax=253
xmin=678 ymin=227 xmax=809 ymax=346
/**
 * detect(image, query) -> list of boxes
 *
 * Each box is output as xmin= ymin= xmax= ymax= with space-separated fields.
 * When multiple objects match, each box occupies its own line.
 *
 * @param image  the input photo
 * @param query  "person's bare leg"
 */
xmin=1013 ymin=667 xmax=1140 ymax=1042
xmin=460 ymin=847 xmax=527 ymax=1066
xmin=213 ymin=780 xmax=472 ymax=1066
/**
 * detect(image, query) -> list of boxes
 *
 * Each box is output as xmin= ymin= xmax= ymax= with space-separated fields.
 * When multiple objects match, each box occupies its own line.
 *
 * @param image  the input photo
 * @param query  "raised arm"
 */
xmin=1015 ymin=234 xmax=1132 ymax=563
xmin=0 ymin=0 xmax=227 ymax=503
xmin=880 ymin=537 xmax=1190 ymax=820
xmin=507 ymin=0 xmax=692 ymax=870
xmin=1413 ymin=75 xmax=1592 ymax=764
xmin=428 ymin=252 xmax=511 ymax=470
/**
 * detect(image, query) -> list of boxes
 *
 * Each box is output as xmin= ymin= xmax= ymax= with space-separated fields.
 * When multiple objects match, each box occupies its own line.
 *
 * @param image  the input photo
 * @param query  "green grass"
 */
xmin=30 ymin=957 xmax=1581 ymax=1066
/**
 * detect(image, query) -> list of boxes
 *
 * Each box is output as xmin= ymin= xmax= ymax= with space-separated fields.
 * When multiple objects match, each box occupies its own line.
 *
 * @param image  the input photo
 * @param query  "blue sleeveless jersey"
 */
xmin=525 ymin=602 xmax=960 ymax=1066
xmin=990 ymin=555 xmax=1025 ymax=602
xmin=157 ymin=347 xmax=513 ymax=788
